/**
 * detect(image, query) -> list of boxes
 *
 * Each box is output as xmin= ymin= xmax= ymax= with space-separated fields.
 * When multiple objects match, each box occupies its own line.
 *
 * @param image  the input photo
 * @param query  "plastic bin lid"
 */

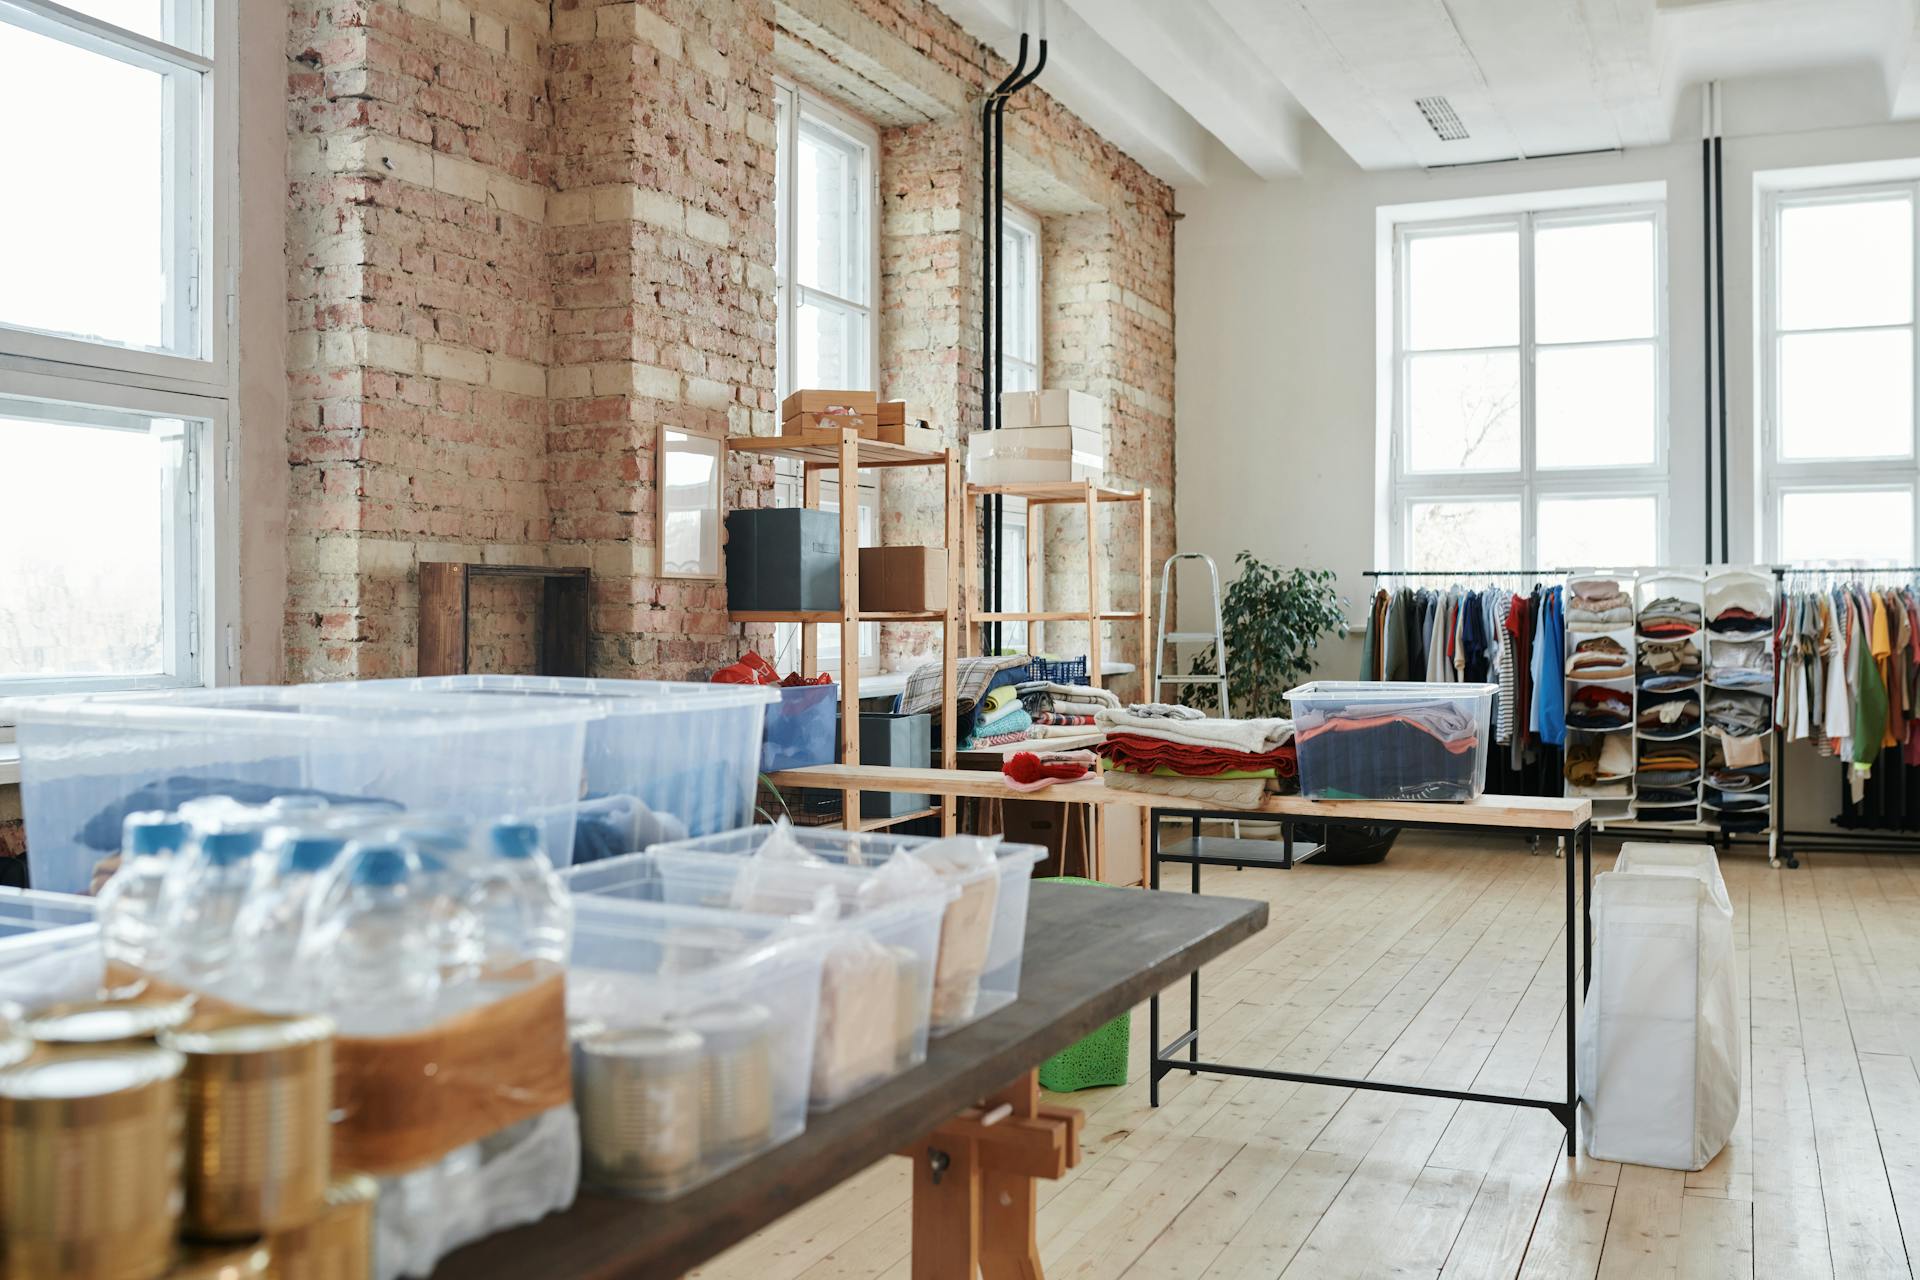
xmin=571 ymin=894 xmax=835 ymax=978
xmin=6 ymin=685 xmax=608 ymax=737
xmin=340 ymin=675 xmax=782 ymax=711
xmin=1286 ymin=681 xmax=1498 ymax=699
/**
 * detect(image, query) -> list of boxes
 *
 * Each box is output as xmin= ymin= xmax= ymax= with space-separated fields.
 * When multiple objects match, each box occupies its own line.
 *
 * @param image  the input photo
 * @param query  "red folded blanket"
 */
xmin=1096 ymin=733 xmax=1297 ymax=778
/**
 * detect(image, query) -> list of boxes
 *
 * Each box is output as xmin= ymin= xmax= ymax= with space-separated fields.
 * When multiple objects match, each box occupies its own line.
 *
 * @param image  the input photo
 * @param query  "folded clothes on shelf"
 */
xmin=1706 ymin=689 xmax=1771 ymax=736
xmin=1566 ymin=684 xmax=1632 ymax=730
xmin=1573 ymin=779 xmax=1633 ymax=799
xmin=1637 ymin=785 xmax=1699 ymax=806
xmin=1708 ymin=728 xmax=1768 ymax=768
xmin=1635 ymin=803 xmax=1700 ymax=823
xmin=1704 ymin=576 xmax=1774 ymax=634
xmin=1707 ymin=607 xmax=1772 ymax=636
xmin=1639 ymin=596 xmax=1703 ymax=636
xmin=1568 ymin=581 xmax=1634 ymax=632
xmin=1568 ymin=634 xmax=1634 ymax=680
xmin=1565 ymin=733 xmax=1635 ymax=785
xmin=1707 ymin=788 xmax=1769 ymax=811
xmin=1638 ymin=637 xmax=1701 ymax=677
xmin=1637 ymin=691 xmax=1701 ymax=733
xmin=1707 ymin=763 xmax=1770 ymax=792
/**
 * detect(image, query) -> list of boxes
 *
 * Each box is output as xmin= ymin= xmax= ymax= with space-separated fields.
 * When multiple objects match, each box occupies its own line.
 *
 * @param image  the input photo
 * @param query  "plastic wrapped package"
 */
xmin=0 ymin=889 xmax=102 ymax=1010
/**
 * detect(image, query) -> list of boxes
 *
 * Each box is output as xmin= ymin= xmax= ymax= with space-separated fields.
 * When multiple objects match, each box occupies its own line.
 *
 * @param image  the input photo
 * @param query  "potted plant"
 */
xmin=1193 ymin=552 xmax=1347 ymax=718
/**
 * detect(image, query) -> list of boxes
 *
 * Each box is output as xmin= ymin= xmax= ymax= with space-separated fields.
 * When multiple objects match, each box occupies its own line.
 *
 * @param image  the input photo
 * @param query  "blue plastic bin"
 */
xmin=761 ymin=684 xmax=839 ymax=772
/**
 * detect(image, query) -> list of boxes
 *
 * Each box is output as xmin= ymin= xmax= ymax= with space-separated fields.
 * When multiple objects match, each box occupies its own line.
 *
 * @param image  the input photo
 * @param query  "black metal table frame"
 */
xmin=1149 ymin=807 xmax=1595 ymax=1144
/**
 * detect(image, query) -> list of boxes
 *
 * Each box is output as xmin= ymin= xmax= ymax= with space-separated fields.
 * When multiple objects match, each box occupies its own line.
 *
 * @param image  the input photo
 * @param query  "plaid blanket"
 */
xmin=897 ymin=654 xmax=1032 ymax=719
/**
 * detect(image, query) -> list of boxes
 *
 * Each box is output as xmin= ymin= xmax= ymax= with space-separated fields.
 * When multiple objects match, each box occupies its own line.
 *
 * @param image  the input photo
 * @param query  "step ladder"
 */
xmin=1153 ymin=552 xmax=1229 ymax=716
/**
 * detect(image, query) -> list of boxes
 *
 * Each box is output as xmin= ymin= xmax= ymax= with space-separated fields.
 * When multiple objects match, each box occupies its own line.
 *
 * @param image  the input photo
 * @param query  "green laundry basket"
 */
xmin=1037 ymin=877 xmax=1131 ymax=1092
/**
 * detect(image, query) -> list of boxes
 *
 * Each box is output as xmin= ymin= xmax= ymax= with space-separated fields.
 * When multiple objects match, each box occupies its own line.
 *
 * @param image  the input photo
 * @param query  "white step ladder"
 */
xmin=1153 ymin=552 xmax=1229 ymax=716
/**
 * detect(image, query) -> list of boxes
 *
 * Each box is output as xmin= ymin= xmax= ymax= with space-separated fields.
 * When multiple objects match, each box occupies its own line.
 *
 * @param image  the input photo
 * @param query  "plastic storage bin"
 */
xmin=1286 ymin=681 xmax=1498 ymax=802
xmin=9 ymin=685 xmax=600 ymax=895
xmin=329 ymin=676 xmax=779 ymax=851
xmin=652 ymin=826 xmax=1045 ymax=1035
xmin=0 ymin=888 xmax=101 ymax=1011
xmin=565 ymin=848 xmax=954 ymax=1108
xmin=760 ymin=683 xmax=839 ymax=772
xmin=567 ymin=895 xmax=830 ymax=1198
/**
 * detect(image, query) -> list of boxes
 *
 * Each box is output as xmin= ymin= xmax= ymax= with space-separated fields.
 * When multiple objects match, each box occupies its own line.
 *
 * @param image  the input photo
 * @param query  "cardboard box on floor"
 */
xmin=858 ymin=546 xmax=947 ymax=612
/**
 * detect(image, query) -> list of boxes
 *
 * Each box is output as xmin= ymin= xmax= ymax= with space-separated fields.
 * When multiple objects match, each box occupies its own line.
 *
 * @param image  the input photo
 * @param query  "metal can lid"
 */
xmin=161 ymin=1012 xmax=334 ymax=1057
xmin=26 ymin=997 xmax=195 ymax=1045
xmin=674 ymin=999 xmax=770 ymax=1049
xmin=167 ymin=1244 xmax=271 ymax=1279
xmin=580 ymin=1024 xmax=704 ymax=1066
xmin=0 ymin=1045 xmax=184 ymax=1100
xmin=325 ymin=1172 xmax=379 ymax=1209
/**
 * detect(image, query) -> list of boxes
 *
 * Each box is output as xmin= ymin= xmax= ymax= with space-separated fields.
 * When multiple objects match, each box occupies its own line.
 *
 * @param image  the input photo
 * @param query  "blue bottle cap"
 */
xmin=350 ymin=845 xmax=411 ymax=887
xmin=200 ymin=831 xmax=263 ymax=866
xmin=125 ymin=815 xmax=191 ymax=858
xmin=280 ymin=836 xmax=346 ymax=875
xmin=489 ymin=822 xmax=541 ymax=860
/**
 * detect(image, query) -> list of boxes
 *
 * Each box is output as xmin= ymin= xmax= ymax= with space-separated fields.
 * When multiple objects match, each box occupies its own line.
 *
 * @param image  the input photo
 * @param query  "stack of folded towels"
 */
xmin=1092 ymin=704 xmax=1297 ymax=809
xmin=1017 ymin=680 xmax=1121 ymax=736
xmin=965 ymin=684 xmax=1035 ymax=748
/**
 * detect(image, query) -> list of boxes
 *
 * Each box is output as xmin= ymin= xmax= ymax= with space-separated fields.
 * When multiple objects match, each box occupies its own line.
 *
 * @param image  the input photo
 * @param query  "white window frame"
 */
xmin=1760 ymin=181 xmax=1920 ymax=565
xmin=770 ymin=79 xmax=881 ymax=677
xmin=1000 ymin=202 xmax=1041 ymax=394
xmin=0 ymin=0 xmax=234 ymax=705
xmin=1388 ymin=201 xmax=1670 ymax=570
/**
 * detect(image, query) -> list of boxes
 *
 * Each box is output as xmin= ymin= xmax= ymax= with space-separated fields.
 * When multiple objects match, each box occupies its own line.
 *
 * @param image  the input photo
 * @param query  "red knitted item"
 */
xmin=1003 ymin=752 xmax=1091 ymax=786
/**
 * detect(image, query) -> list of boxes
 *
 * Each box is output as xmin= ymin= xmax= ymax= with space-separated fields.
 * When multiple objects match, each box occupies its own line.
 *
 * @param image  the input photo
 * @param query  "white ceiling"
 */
xmin=933 ymin=0 xmax=1920 ymax=184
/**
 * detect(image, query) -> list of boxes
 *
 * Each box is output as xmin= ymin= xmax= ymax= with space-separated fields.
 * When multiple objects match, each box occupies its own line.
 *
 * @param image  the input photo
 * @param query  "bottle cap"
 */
xmin=349 ymin=845 xmax=411 ymax=887
xmin=200 ymin=831 xmax=263 ymax=866
xmin=280 ymin=836 xmax=346 ymax=874
xmin=406 ymin=826 xmax=469 ymax=855
xmin=490 ymin=822 xmax=542 ymax=860
xmin=124 ymin=813 xmax=191 ymax=858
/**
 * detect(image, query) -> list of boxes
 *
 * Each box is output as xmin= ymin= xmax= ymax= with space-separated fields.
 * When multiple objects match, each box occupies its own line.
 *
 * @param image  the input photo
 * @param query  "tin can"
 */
xmin=575 ymin=1025 xmax=704 ymax=1196
xmin=160 ymin=1014 xmax=334 ymax=1241
xmin=167 ymin=1244 xmax=271 ymax=1279
xmin=0 ymin=1046 xmax=185 ymax=1280
xmin=264 ymin=1175 xmax=376 ymax=1280
xmin=25 ymin=996 xmax=195 ymax=1047
xmin=678 ymin=1000 xmax=773 ymax=1159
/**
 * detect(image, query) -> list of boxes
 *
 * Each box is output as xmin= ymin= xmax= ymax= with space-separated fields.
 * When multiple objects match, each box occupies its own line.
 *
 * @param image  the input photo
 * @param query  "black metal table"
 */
xmin=1147 ymin=796 xmax=1595 ymax=1143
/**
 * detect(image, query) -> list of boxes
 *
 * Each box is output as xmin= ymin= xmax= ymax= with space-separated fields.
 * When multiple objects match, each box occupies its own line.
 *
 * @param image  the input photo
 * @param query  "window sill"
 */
xmin=0 ymin=745 xmax=18 ymax=787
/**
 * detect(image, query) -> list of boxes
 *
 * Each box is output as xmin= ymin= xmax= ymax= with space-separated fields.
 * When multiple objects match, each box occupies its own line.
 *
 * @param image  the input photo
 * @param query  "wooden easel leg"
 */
xmin=910 ymin=1138 xmax=981 ymax=1280
xmin=979 ymin=1166 xmax=1043 ymax=1280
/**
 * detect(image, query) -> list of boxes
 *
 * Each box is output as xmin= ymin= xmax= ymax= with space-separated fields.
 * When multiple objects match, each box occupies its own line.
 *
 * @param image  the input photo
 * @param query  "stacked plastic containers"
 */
xmin=0 ymin=888 xmax=101 ymax=1014
xmin=316 ymin=677 xmax=783 ymax=857
xmin=1286 ymin=681 xmax=1498 ymax=801
xmin=9 ymin=685 xmax=603 ymax=895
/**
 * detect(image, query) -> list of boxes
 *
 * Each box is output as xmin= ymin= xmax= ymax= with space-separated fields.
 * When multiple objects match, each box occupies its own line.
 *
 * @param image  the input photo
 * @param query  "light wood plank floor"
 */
xmin=690 ymin=836 xmax=1920 ymax=1279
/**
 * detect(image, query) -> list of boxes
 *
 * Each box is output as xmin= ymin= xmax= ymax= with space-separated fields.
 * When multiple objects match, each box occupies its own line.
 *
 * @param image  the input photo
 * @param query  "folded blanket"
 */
xmin=961 ymin=705 xmax=1033 ymax=748
xmin=1096 ymin=732 xmax=1297 ymax=779
xmin=1030 ymin=723 xmax=1103 ymax=739
xmin=1016 ymin=680 xmax=1120 ymax=706
xmin=900 ymin=654 xmax=1031 ymax=718
xmin=981 ymin=686 xmax=1019 ymax=717
xmin=1123 ymin=703 xmax=1208 ymax=720
xmin=1032 ymin=711 xmax=1096 ymax=726
xmin=1100 ymin=767 xmax=1268 ymax=809
xmin=1095 ymin=707 xmax=1294 ymax=753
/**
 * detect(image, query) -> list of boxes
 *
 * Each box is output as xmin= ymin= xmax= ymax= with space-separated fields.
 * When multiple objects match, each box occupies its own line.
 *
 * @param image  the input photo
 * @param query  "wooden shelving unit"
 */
xmin=726 ymin=425 xmax=960 ymax=834
xmin=960 ymin=481 xmax=1152 ymax=689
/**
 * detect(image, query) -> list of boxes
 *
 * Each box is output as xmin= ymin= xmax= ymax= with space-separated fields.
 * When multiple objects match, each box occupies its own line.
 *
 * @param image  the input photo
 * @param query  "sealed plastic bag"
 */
xmin=1577 ymin=842 xmax=1740 ymax=1170
xmin=896 ymin=837 xmax=1001 ymax=1029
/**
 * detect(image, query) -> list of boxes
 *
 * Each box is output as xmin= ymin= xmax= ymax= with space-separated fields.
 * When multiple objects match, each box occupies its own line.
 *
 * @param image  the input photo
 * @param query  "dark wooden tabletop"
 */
xmin=432 ymin=880 xmax=1267 ymax=1279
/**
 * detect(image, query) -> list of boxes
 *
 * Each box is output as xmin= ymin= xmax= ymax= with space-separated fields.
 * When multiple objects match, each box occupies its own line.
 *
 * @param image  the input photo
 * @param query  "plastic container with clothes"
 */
xmin=1286 ymin=681 xmax=1497 ymax=801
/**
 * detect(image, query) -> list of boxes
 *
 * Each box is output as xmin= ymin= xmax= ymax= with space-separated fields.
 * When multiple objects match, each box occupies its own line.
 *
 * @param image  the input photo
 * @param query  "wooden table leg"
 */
xmin=980 ymin=1074 xmax=1045 ymax=1280
xmin=909 ymin=1134 xmax=980 ymax=1280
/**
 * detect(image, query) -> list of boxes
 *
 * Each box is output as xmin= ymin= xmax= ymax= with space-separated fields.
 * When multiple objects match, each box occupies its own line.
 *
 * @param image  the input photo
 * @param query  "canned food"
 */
xmin=575 ymin=1025 xmax=703 ymax=1196
xmin=160 ymin=1014 xmax=334 ymax=1241
xmin=0 ymin=1046 xmax=185 ymax=1280
xmin=264 ymin=1175 xmax=375 ymax=1280
xmin=677 ymin=1000 xmax=773 ymax=1159
xmin=167 ymin=1244 xmax=271 ymax=1279
xmin=25 ymin=996 xmax=195 ymax=1046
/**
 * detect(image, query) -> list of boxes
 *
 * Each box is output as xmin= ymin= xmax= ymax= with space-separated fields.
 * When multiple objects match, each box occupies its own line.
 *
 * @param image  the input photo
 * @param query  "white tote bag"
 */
xmin=1577 ymin=842 xmax=1741 ymax=1170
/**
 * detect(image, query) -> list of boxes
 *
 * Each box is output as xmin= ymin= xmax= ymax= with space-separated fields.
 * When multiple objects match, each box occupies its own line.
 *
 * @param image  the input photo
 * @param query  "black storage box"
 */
xmin=848 ymin=711 xmax=932 ymax=818
xmin=726 ymin=509 xmax=839 ymax=613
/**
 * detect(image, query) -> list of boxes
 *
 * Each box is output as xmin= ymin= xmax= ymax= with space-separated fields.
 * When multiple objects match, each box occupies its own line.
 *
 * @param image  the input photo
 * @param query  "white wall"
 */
xmin=1173 ymin=107 xmax=1920 ymax=836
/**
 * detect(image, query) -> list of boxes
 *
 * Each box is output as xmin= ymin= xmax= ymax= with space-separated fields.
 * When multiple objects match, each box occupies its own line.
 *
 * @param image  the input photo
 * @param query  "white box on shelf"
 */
xmin=1000 ymin=389 xmax=1102 ymax=431
xmin=967 ymin=425 xmax=1104 ymax=486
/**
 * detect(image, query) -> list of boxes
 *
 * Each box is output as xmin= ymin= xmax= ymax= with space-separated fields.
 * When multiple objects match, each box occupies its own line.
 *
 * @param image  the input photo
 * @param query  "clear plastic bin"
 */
xmin=760 ymin=683 xmax=838 ymax=772
xmin=565 ymin=848 xmax=954 ymax=1108
xmin=651 ymin=826 xmax=1045 ymax=1035
xmin=9 ymin=685 xmax=601 ymax=895
xmin=567 ymin=896 xmax=830 ymax=1198
xmin=327 ymin=677 xmax=780 ymax=851
xmin=0 ymin=888 xmax=101 ymax=1010
xmin=1286 ymin=681 xmax=1498 ymax=802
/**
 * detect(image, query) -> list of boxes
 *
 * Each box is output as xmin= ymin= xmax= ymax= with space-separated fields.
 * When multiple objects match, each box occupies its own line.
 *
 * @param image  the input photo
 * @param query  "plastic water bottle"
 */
xmin=466 ymin=821 xmax=572 ymax=982
xmin=301 ymin=841 xmax=442 ymax=1035
xmin=236 ymin=832 xmax=346 ymax=1012
xmin=159 ymin=829 xmax=264 ymax=994
xmin=405 ymin=831 xmax=482 ymax=997
xmin=96 ymin=813 xmax=192 ymax=982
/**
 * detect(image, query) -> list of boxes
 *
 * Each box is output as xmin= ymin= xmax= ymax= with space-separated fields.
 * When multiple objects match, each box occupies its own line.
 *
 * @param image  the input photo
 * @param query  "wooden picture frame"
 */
xmin=657 ymin=425 xmax=724 ymax=580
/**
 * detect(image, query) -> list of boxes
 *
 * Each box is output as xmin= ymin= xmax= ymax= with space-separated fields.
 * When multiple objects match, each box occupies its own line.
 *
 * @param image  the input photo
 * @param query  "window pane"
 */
xmin=1778 ymin=328 xmax=1913 ymax=459
xmin=1536 ymin=218 xmax=1656 ymax=344
xmin=796 ymin=117 xmax=865 ymax=303
xmin=1406 ymin=228 xmax=1518 ymax=350
xmin=0 ymin=403 xmax=185 ymax=680
xmin=796 ymin=297 xmax=867 ymax=390
xmin=1538 ymin=495 xmax=1658 ymax=568
xmin=0 ymin=22 xmax=193 ymax=355
xmin=1002 ymin=216 xmax=1038 ymax=365
xmin=1406 ymin=499 xmax=1521 ymax=572
xmin=1406 ymin=351 xmax=1520 ymax=471
xmin=1780 ymin=196 xmax=1912 ymax=331
xmin=1779 ymin=489 xmax=1913 ymax=564
xmin=45 ymin=0 xmax=195 ymax=46
xmin=1536 ymin=343 xmax=1657 ymax=468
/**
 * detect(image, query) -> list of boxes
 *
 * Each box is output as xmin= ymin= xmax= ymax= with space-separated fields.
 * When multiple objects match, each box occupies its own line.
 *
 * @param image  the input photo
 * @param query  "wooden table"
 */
xmin=432 ymin=881 xmax=1267 ymax=1279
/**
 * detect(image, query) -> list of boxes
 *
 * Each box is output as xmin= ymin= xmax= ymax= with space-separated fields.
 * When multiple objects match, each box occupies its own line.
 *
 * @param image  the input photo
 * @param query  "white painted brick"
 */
xmin=473 ymin=11 xmax=507 ymax=52
xmin=437 ymin=0 xmax=473 ymax=37
xmin=628 ymin=187 xmax=685 ymax=231
xmin=487 ymin=172 xmax=546 ymax=223
xmin=590 ymin=362 xmax=630 ymax=397
xmin=687 ymin=40 xmax=727 ymax=82
xmin=685 ymin=376 xmax=731 ymax=411
xmin=365 ymin=331 xmax=421 ymax=374
xmin=684 ymin=206 xmax=730 ymax=247
xmin=547 ymin=365 xmax=592 ymax=398
xmin=433 ymin=153 xmax=488 ymax=204
xmin=490 ymin=355 xmax=546 ymax=397
xmin=551 ymin=4 xmax=593 ymax=42
xmin=632 ymin=363 xmax=681 ymax=402
xmin=355 ymin=538 xmax=418 ymax=576
xmin=422 ymin=343 xmax=488 ymax=384
xmin=546 ymin=189 xmax=591 ymax=226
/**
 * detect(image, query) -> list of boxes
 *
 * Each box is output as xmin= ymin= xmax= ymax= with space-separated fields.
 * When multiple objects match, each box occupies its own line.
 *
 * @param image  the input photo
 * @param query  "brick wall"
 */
xmin=285 ymin=0 xmax=1175 ymax=685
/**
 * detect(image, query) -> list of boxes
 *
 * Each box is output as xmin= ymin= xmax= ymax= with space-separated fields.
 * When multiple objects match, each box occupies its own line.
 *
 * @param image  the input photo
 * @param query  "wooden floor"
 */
xmin=691 ymin=836 xmax=1920 ymax=1279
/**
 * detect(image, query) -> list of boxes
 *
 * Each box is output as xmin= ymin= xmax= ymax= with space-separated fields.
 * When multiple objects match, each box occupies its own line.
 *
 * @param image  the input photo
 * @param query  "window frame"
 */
xmin=0 ymin=0 xmax=234 ymax=707
xmin=1000 ymin=201 xmax=1042 ymax=394
xmin=1388 ymin=200 xmax=1670 ymax=570
xmin=1760 ymin=181 xmax=1920 ymax=564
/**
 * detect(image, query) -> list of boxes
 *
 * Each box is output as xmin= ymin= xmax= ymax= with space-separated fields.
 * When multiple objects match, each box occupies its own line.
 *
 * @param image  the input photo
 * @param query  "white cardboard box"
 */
xmin=1000 ymin=389 xmax=1102 ymax=431
xmin=968 ymin=425 xmax=1105 ymax=485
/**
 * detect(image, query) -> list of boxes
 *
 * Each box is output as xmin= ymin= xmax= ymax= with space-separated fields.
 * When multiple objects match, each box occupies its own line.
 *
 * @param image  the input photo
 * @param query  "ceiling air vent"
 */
xmin=1415 ymin=95 xmax=1469 ymax=142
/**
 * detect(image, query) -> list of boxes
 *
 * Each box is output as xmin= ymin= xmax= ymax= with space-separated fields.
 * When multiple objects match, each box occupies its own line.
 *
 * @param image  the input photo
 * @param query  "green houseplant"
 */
xmin=1193 ymin=552 xmax=1347 ymax=719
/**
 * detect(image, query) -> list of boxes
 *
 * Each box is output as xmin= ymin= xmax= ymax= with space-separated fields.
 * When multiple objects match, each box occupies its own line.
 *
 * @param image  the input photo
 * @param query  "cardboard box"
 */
xmin=1000 ymin=389 xmax=1102 ymax=431
xmin=725 ymin=508 xmax=839 ymax=613
xmin=781 ymin=389 xmax=877 ymax=421
xmin=967 ymin=425 xmax=1105 ymax=486
xmin=875 ymin=423 xmax=942 ymax=452
xmin=858 ymin=545 xmax=947 ymax=613
xmin=783 ymin=411 xmax=880 ymax=438
xmin=876 ymin=400 xmax=929 ymax=428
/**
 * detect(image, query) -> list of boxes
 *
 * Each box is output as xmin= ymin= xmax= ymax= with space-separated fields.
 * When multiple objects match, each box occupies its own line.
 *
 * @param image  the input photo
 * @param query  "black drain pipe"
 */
xmin=1701 ymin=106 xmax=1714 ymax=563
xmin=1714 ymin=121 xmax=1730 ymax=562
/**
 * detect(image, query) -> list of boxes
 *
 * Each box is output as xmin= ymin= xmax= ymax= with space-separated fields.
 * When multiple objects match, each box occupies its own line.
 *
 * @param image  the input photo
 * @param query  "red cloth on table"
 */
xmin=1002 ymin=752 xmax=1091 ymax=787
xmin=1095 ymin=733 xmax=1297 ymax=778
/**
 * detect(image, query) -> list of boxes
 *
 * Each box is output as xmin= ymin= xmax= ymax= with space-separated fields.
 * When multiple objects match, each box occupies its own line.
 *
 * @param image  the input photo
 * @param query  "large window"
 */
xmin=771 ymin=81 xmax=879 ymax=674
xmin=1390 ymin=203 xmax=1667 ymax=572
xmin=1000 ymin=203 xmax=1041 ymax=395
xmin=1762 ymin=185 xmax=1919 ymax=565
xmin=0 ymin=0 xmax=226 ymax=698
